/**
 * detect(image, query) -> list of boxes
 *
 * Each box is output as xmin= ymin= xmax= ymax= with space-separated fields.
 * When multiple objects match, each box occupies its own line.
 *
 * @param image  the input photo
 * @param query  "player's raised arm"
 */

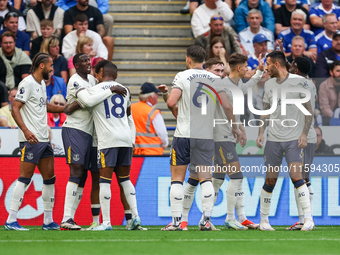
xmin=166 ymin=87 xmax=181 ymax=118
xmin=256 ymin=102 xmax=270 ymax=149
xmin=12 ymin=100 xmax=38 ymax=144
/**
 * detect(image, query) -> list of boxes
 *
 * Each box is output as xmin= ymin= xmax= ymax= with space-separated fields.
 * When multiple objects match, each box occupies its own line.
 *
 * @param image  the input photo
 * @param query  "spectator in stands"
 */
xmin=191 ymin=0 xmax=234 ymax=38
xmin=245 ymin=34 xmax=268 ymax=78
xmin=0 ymin=0 xmax=26 ymax=31
xmin=316 ymin=13 xmax=338 ymax=54
xmin=315 ymin=31 xmax=340 ymax=79
xmin=44 ymin=69 xmax=67 ymax=102
xmin=278 ymin=10 xmax=317 ymax=61
xmin=63 ymin=0 xmax=114 ymax=60
xmin=195 ymin=15 xmax=242 ymax=58
xmin=286 ymin=36 xmax=315 ymax=78
xmin=273 ymin=0 xmax=310 ymax=11
xmin=131 ymin=82 xmax=168 ymax=155
xmin=0 ymin=31 xmax=31 ymax=90
xmin=30 ymin=19 xmax=54 ymax=59
xmin=318 ymin=61 xmax=340 ymax=125
xmin=0 ymin=80 xmax=7 ymax=107
xmin=26 ymin=0 xmax=64 ymax=40
xmin=207 ymin=36 xmax=230 ymax=76
xmin=40 ymin=36 xmax=68 ymax=83
xmin=0 ymin=12 xmax=29 ymax=56
xmin=57 ymin=0 xmax=113 ymax=38
xmin=0 ymin=87 xmax=17 ymax=128
xmin=310 ymin=0 xmax=340 ymax=36
xmin=47 ymin=94 xmax=67 ymax=127
xmin=239 ymin=9 xmax=274 ymax=55
xmin=68 ymin=36 xmax=103 ymax=77
xmin=234 ymin=0 xmax=274 ymax=34
xmin=314 ymin=126 xmax=334 ymax=154
xmin=274 ymin=0 xmax=310 ymax=36
xmin=62 ymin=13 xmax=107 ymax=61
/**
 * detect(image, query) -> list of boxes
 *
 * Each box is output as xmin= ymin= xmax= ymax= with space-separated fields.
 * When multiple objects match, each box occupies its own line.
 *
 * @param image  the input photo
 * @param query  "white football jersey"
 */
xmin=15 ymin=75 xmax=49 ymax=142
xmin=172 ymin=69 xmax=220 ymax=139
xmin=305 ymin=78 xmax=317 ymax=144
xmin=62 ymin=73 xmax=97 ymax=135
xmin=263 ymin=73 xmax=309 ymax=142
xmin=214 ymin=70 xmax=263 ymax=142
xmin=89 ymin=81 xmax=132 ymax=150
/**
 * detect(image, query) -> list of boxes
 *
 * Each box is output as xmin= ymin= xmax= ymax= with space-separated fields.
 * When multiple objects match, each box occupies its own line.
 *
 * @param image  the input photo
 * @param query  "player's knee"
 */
xmin=117 ymin=175 xmax=130 ymax=183
xmin=43 ymin=176 xmax=56 ymax=185
xmin=187 ymin=177 xmax=199 ymax=187
xmin=229 ymin=171 xmax=243 ymax=179
xmin=18 ymin=177 xmax=31 ymax=185
xmin=265 ymin=178 xmax=276 ymax=188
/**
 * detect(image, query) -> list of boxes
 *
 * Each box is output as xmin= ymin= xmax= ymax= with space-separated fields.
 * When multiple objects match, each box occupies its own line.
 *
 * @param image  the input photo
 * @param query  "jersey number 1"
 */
xmin=104 ymin=94 xmax=125 ymax=119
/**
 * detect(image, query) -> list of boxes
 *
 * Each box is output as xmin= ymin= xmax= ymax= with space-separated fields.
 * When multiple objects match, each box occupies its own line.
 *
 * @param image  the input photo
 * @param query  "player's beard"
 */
xmin=42 ymin=68 xmax=50 ymax=80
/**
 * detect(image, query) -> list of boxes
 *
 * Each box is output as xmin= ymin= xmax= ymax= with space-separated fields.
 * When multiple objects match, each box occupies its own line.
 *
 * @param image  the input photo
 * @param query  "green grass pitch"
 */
xmin=1 ymin=225 xmax=339 ymax=255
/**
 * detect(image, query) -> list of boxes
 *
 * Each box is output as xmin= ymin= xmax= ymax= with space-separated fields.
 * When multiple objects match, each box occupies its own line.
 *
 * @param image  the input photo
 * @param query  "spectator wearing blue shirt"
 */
xmin=315 ymin=31 xmax=340 ymax=79
xmin=245 ymin=33 xmax=268 ymax=79
xmin=57 ymin=0 xmax=113 ymax=37
xmin=310 ymin=0 xmax=340 ymax=36
xmin=0 ymin=12 xmax=29 ymax=56
xmin=234 ymin=0 xmax=275 ymax=34
xmin=315 ymin=13 xmax=338 ymax=54
xmin=278 ymin=9 xmax=317 ymax=61
xmin=45 ymin=69 xmax=67 ymax=102
xmin=273 ymin=0 xmax=310 ymax=11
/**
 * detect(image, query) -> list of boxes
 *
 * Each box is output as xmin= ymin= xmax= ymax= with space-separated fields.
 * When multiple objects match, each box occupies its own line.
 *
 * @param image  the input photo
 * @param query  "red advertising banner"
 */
xmin=0 ymin=157 xmax=145 ymax=226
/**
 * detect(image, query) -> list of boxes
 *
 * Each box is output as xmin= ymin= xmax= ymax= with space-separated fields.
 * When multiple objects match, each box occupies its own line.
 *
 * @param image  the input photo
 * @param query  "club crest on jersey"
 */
xmin=303 ymin=81 xmax=309 ymax=89
xmin=74 ymin=82 xmax=80 ymax=88
xmin=27 ymin=152 xmax=33 ymax=160
xmin=73 ymin=154 xmax=80 ymax=162
xmin=20 ymin=87 xmax=25 ymax=94
xmin=227 ymin=152 xmax=233 ymax=160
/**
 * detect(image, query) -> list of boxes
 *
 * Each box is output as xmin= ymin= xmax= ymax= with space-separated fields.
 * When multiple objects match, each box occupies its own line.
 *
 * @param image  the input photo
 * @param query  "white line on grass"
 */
xmin=0 ymin=238 xmax=340 ymax=243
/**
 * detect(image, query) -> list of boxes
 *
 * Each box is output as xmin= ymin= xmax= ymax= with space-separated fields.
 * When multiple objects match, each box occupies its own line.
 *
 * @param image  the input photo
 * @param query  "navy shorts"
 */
xmin=19 ymin=142 xmax=54 ymax=165
xmin=62 ymin=127 xmax=92 ymax=169
xmin=190 ymin=138 xmax=215 ymax=166
xmin=89 ymin=147 xmax=99 ymax=173
xmin=264 ymin=140 xmax=304 ymax=167
xmin=214 ymin=141 xmax=239 ymax=165
xmin=303 ymin=143 xmax=316 ymax=179
xmin=170 ymin=137 xmax=190 ymax=166
xmin=98 ymin=147 xmax=133 ymax=169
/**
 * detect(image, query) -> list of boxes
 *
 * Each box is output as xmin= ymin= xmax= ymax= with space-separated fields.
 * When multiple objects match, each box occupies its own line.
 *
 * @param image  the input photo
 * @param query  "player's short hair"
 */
xmin=30 ymin=52 xmax=51 ymax=73
xmin=294 ymin=57 xmax=311 ymax=76
xmin=291 ymin=9 xmax=306 ymax=21
xmin=102 ymin=62 xmax=118 ymax=79
xmin=267 ymin=51 xmax=286 ymax=67
xmin=205 ymin=58 xmax=224 ymax=69
xmin=248 ymin=9 xmax=262 ymax=17
xmin=186 ymin=45 xmax=206 ymax=63
xmin=0 ymin=31 xmax=16 ymax=42
xmin=330 ymin=60 xmax=340 ymax=71
xmin=73 ymin=13 xmax=88 ymax=24
xmin=40 ymin=36 xmax=59 ymax=54
xmin=94 ymin=59 xmax=111 ymax=74
xmin=322 ymin=13 xmax=337 ymax=23
xmin=40 ymin=19 xmax=53 ymax=28
xmin=228 ymin=53 xmax=248 ymax=70
xmin=73 ymin=53 xmax=87 ymax=67
xmin=76 ymin=36 xmax=93 ymax=54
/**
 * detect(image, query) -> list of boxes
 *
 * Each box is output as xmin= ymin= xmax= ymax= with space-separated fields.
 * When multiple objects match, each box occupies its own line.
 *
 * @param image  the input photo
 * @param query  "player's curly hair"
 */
xmin=29 ymin=52 xmax=51 ymax=74
xmin=294 ymin=57 xmax=311 ymax=76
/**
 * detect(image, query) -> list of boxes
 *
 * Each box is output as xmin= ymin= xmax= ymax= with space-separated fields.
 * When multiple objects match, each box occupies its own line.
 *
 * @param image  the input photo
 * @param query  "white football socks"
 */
xmin=62 ymin=182 xmax=79 ymax=222
xmin=260 ymin=189 xmax=272 ymax=221
xmin=226 ymin=179 xmax=242 ymax=221
xmin=235 ymin=181 xmax=246 ymax=223
xmin=182 ymin=183 xmax=196 ymax=222
xmin=294 ymin=188 xmax=304 ymax=223
xmin=120 ymin=180 xmax=138 ymax=218
xmin=7 ymin=180 xmax=26 ymax=223
xmin=70 ymin=187 xmax=83 ymax=219
xmin=42 ymin=183 xmax=55 ymax=225
xmin=100 ymin=183 xmax=111 ymax=225
xmin=308 ymin=184 xmax=314 ymax=216
xmin=170 ymin=182 xmax=183 ymax=226
xmin=296 ymin=184 xmax=312 ymax=219
xmin=212 ymin=178 xmax=224 ymax=205
xmin=201 ymin=181 xmax=214 ymax=218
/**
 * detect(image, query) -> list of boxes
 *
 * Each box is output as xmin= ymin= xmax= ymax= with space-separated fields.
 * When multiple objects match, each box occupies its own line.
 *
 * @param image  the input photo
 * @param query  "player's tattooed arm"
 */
xmin=96 ymin=24 xmax=106 ymax=37
xmin=302 ymin=100 xmax=313 ymax=136
xmin=258 ymin=102 xmax=270 ymax=135
xmin=256 ymin=102 xmax=270 ymax=148
xmin=64 ymin=101 xmax=82 ymax=115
